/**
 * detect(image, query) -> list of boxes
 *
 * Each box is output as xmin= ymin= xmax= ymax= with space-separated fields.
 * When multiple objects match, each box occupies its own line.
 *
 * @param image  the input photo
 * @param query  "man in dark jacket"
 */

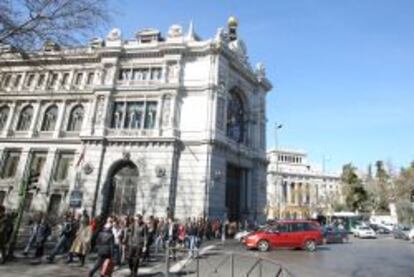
xmin=47 ymin=213 xmax=75 ymax=262
xmin=88 ymin=219 xmax=114 ymax=277
xmin=127 ymin=214 xmax=147 ymax=277
xmin=34 ymin=217 xmax=51 ymax=259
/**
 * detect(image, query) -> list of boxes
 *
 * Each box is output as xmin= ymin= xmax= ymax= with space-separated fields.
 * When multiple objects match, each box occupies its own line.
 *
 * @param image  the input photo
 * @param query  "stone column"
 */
xmin=54 ymin=101 xmax=66 ymax=138
xmin=28 ymin=101 xmax=41 ymax=137
xmin=85 ymin=98 xmax=98 ymax=136
xmin=42 ymin=148 xmax=57 ymax=194
xmin=3 ymin=102 xmax=16 ymax=137
xmin=93 ymin=94 xmax=111 ymax=136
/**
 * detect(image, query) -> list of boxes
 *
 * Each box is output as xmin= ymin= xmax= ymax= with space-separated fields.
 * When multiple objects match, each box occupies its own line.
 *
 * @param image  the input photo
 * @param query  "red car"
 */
xmin=243 ymin=220 xmax=323 ymax=252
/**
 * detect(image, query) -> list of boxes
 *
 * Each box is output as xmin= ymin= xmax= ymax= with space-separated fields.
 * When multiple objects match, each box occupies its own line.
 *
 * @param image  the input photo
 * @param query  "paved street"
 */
xmin=177 ymin=235 xmax=414 ymax=277
xmin=1 ymin=236 xmax=413 ymax=276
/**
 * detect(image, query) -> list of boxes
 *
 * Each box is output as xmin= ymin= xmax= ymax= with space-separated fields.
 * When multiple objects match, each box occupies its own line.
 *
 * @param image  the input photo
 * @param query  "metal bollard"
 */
xmin=196 ymin=249 xmax=200 ymax=277
xmin=231 ymin=252 xmax=235 ymax=277
xmin=165 ymin=244 xmax=170 ymax=277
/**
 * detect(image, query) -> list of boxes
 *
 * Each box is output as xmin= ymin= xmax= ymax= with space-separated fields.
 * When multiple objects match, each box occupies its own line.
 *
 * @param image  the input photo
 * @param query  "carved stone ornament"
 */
xmin=155 ymin=166 xmax=166 ymax=178
xmin=122 ymin=151 xmax=131 ymax=160
xmin=82 ymin=163 xmax=93 ymax=175
xmin=107 ymin=28 xmax=122 ymax=41
xmin=256 ymin=62 xmax=266 ymax=79
xmin=168 ymin=25 xmax=183 ymax=38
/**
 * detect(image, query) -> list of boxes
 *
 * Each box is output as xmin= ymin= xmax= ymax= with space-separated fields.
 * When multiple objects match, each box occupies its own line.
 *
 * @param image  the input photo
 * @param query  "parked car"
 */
xmin=369 ymin=224 xmax=391 ymax=234
xmin=322 ymin=226 xmax=349 ymax=243
xmin=409 ymin=228 xmax=414 ymax=241
xmin=350 ymin=222 xmax=368 ymax=235
xmin=378 ymin=222 xmax=395 ymax=232
xmin=393 ymin=225 xmax=411 ymax=240
xmin=354 ymin=226 xmax=377 ymax=238
xmin=243 ymin=220 xmax=323 ymax=252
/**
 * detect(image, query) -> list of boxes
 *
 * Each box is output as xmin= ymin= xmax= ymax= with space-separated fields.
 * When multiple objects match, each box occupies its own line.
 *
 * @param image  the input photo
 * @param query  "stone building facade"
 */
xmin=0 ymin=18 xmax=271 ymax=221
xmin=267 ymin=149 xmax=343 ymax=219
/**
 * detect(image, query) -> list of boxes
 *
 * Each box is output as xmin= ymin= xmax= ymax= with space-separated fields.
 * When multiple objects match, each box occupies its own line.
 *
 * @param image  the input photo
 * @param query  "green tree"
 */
xmin=373 ymin=160 xmax=390 ymax=212
xmin=341 ymin=163 xmax=369 ymax=212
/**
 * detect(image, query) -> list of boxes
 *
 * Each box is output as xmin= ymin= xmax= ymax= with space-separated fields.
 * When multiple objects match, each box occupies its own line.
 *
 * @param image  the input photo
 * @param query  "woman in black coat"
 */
xmin=88 ymin=219 xmax=114 ymax=277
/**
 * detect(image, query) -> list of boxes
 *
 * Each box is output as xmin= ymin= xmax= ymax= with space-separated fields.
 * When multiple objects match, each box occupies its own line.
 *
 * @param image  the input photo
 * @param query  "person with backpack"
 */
xmin=34 ymin=217 xmax=51 ymax=259
xmin=88 ymin=218 xmax=115 ymax=277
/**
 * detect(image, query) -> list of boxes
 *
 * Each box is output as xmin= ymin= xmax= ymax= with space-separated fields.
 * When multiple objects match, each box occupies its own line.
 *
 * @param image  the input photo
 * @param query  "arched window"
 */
xmin=67 ymin=105 xmax=84 ymax=131
xmin=226 ymin=90 xmax=245 ymax=143
xmin=0 ymin=106 xmax=10 ymax=130
xmin=41 ymin=105 xmax=58 ymax=131
xmin=17 ymin=105 xmax=33 ymax=131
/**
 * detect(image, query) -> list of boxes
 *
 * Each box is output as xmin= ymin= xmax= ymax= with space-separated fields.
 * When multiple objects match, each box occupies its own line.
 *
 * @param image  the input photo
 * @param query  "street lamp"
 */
xmin=274 ymin=122 xmax=283 ymax=219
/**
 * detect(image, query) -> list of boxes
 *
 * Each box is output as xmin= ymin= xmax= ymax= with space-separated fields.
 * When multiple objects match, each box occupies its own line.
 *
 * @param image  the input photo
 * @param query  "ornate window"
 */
xmin=111 ymin=102 xmax=125 ymax=129
xmin=16 ymin=105 xmax=34 ymax=131
xmin=0 ymin=106 xmax=10 ymax=130
xmin=144 ymin=102 xmax=157 ymax=129
xmin=226 ymin=90 xmax=245 ymax=143
xmin=67 ymin=105 xmax=84 ymax=131
xmin=86 ymin=72 xmax=95 ymax=85
xmin=2 ymin=74 xmax=11 ymax=88
xmin=29 ymin=151 xmax=47 ymax=179
xmin=111 ymin=101 xmax=158 ymax=130
xmin=54 ymin=152 xmax=74 ymax=181
xmin=125 ymin=102 xmax=144 ymax=129
xmin=41 ymin=105 xmax=58 ymax=131
xmin=1 ymin=150 xmax=21 ymax=178
xmin=14 ymin=74 xmax=22 ymax=88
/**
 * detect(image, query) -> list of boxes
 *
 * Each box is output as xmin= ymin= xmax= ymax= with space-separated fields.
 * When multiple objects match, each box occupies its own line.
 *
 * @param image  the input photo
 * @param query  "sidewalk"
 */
xmin=0 ymin=239 xmax=223 ymax=277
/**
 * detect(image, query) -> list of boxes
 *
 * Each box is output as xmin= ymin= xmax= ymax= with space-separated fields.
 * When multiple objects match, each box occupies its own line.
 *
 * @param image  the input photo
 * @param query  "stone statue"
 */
xmin=107 ymin=28 xmax=122 ymax=41
xmin=168 ymin=25 xmax=183 ymax=38
xmin=256 ymin=62 xmax=266 ymax=79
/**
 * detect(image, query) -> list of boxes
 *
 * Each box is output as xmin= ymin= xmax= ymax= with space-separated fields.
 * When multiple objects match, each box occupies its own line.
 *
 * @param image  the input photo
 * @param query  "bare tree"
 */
xmin=0 ymin=0 xmax=110 ymax=53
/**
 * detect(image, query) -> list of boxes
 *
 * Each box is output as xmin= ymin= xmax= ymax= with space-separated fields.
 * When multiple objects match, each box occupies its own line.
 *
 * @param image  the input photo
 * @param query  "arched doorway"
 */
xmin=101 ymin=159 xmax=138 ymax=217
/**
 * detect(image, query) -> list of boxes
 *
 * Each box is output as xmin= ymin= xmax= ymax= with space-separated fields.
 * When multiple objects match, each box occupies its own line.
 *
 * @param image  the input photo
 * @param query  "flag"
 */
xmin=76 ymin=146 xmax=86 ymax=168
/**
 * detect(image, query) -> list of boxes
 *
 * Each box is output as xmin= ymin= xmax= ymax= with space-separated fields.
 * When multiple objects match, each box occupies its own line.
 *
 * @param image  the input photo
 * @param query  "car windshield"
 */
xmin=359 ymin=227 xmax=370 ymax=230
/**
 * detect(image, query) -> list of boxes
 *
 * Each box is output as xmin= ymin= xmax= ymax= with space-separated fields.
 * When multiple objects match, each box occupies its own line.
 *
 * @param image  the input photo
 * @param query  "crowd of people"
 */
xmin=0 ymin=204 xmax=235 ymax=277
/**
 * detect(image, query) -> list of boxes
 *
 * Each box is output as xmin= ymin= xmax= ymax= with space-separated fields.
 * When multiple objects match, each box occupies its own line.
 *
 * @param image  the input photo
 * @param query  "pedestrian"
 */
xmin=47 ymin=212 xmax=75 ymax=262
xmin=89 ymin=218 xmax=115 ymax=277
xmin=177 ymin=223 xmax=186 ymax=248
xmin=23 ymin=214 xmax=41 ymax=256
xmin=126 ymin=214 xmax=147 ymax=277
xmin=143 ymin=215 xmax=155 ymax=262
xmin=34 ymin=217 xmax=51 ymax=259
xmin=68 ymin=213 xmax=91 ymax=266
xmin=112 ymin=217 xmax=124 ymax=267
xmin=0 ymin=205 xmax=6 ymax=264
xmin=166 ymin=217 xmax=178 ymax=260
xmin=187 ymin=221 xmax=198 ymax=258
xmin=154 ymin=218 xmax=165 ymax=254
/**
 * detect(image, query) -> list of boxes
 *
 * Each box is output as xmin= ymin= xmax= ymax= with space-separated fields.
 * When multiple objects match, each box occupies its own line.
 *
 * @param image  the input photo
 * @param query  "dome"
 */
xmin=228 ymin=16 xmax=238 ymax=27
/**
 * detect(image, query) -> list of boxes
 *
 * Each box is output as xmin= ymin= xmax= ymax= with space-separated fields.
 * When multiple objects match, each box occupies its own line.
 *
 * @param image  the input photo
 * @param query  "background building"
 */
xmin=0 ymin=18 xmax=271 ymax=221
xmin=267 ymin=149 xmax=343 ymax=219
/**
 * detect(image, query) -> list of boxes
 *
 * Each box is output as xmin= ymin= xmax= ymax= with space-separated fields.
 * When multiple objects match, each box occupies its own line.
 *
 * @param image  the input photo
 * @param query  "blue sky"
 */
xmin=107 ymin=0 xmax=414 ymax=172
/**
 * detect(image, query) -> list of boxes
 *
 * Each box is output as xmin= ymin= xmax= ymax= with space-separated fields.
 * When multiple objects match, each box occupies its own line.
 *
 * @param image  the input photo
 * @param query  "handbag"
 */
xmin=100 ymin=258 xmax=114 ymax=277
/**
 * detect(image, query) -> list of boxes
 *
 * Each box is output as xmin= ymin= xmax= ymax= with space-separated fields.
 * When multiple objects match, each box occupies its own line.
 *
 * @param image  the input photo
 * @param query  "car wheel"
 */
xmin=257 ymin=240 xmax=270 ymax=252
xmin=305 ymin=240 xmax=316 ymax=252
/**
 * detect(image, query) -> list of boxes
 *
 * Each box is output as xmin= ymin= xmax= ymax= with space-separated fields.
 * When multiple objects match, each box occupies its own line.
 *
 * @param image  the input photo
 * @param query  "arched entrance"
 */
xmin=101 ymin=159 xmax=138 ymax=217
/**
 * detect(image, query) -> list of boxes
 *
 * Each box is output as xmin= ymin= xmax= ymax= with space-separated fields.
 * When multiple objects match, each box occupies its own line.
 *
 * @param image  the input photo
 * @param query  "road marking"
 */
xmin=113 ymin=267 xmax=153 ymax=276
xmin=170 ymin=244 xmax=217 ymax=273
